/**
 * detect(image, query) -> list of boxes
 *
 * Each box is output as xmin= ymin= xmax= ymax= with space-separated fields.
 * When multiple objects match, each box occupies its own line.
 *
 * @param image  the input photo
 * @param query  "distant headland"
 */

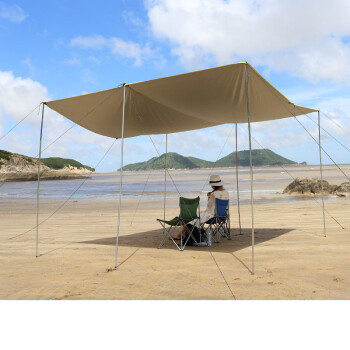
xmin=0 ymin=149 xmax=94 ymax=182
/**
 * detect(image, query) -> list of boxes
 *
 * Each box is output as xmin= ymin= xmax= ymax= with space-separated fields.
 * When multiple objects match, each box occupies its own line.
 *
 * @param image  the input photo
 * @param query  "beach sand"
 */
xmin=1 ymin=193 xmax=349 ymax=299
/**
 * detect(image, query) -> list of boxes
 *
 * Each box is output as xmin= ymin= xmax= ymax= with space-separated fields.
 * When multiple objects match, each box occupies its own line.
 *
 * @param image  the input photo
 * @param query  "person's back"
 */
xmin=212 ymin=189 xmax=229 ymax=201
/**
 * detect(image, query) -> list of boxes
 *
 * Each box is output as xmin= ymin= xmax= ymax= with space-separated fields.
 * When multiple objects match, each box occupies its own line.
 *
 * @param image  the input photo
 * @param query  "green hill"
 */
xmin=122 ymin=152 xmax=206 ymax=171
xmin=122 ymin=149 xmax=296 ymax=171
xmin=187 ymin=156 xmax=213 ymax=168
xmin=215 ymin=149 xmax=296 ymax=167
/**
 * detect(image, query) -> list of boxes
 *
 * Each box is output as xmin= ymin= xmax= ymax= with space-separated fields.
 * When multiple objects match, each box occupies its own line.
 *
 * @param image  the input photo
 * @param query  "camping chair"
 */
xmin=157 ymin=196 xmax=200 ymax=251
xmin=201 ymin=198 xmax=230 ymax=243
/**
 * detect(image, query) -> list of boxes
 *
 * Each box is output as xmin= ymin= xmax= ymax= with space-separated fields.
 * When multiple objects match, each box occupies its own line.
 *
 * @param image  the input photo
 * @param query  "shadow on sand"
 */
xmin=78 ymin=227 xmax=294 ymax=254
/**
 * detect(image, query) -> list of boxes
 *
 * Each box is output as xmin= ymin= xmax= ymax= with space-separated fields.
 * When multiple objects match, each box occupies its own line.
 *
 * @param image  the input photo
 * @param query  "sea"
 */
xmin=0 ymin=166 xmax=348 ymax=206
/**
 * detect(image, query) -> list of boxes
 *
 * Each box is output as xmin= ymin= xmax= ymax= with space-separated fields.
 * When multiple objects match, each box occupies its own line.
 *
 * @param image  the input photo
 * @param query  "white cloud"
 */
xmin=62 ymin=56 xmax=82 ymax=67
xmin=0 ymin=71 xmax=48 ymax=124
xmin=146 ymin=0 xmax=350 ymax=83
xmin=70 ymin=35 xmax=154 ymax=67
xmin=0 ymin=2 xmax=27 ymax=22
xmin=122 ymin=10 xmax=143 ymax=27
xmin=70 ymin=35 xmax=108 ymax=49
xmin=20 ymin=57 xmax=35 ymax=75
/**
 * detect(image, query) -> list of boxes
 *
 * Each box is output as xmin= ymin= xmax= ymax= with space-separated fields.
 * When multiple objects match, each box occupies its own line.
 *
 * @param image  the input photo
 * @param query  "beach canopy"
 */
xmin=36 ymin=62 xmax=326 ymax=272
xmin=46 ymin=62 xmax=316 ymax=139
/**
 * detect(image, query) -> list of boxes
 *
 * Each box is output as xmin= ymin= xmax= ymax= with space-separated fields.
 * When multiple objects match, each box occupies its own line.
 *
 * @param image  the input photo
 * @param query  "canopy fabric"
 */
xmin=46 ymin=63 xmax=316 ymax=139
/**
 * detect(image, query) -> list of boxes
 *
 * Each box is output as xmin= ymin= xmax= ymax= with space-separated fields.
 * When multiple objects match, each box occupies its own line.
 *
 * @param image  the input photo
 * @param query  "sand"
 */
xmin=0 ymin=193 xmax=349 ymax=300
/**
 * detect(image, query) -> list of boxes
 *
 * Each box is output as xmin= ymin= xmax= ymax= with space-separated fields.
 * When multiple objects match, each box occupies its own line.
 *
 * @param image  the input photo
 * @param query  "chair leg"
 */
xmin=182 ymin=221 xmax=199 ymax=250
xmin=227 ymin=216 xmax=231 ymax=240
xmin=212 ymin=224 xmax=221 ymax=243
xmin=216 ymin=220 xmax=230 ymax=242
xmin=158 ymin=232 xmax=168 ymax=249
xmin=158 ymin=222 xmax=182 ymax=251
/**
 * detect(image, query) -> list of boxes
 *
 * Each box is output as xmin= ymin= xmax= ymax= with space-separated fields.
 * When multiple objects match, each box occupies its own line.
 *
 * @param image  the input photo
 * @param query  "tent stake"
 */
xmin=245 ymin=63 xmax=255 ymax=275
xmin=36 ymin=103 xmax=45 ymax=258
xmin=318 ymin=110 xmax=327 ymax=237
xmin=235 ymin=123 xmax=242 ymax=235
xmin=164 ymin=134 xmax=168 ymax=228
xmin=115 ymin=84 xmax=126 ymax=268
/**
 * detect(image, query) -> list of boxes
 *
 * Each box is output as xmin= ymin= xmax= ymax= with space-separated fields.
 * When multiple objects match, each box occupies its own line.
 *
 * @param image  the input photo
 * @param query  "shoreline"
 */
xmin=0 ymin=173 xmax=91 ymax=182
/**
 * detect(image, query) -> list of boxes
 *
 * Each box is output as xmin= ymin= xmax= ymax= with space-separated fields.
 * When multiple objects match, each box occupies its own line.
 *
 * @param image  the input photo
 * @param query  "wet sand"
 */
xmin=0 ymin=194 xmax=349 ymax=299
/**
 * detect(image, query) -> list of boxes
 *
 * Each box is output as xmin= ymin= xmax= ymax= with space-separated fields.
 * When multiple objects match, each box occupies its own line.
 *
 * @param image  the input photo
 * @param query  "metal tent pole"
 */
xmin=115 ymin=84 xmax=126 ymax=268
xmin=318 ymin=110 xmax=327 ymax=237
xmin=235 ymin=123 xmax=242 ymax=235
xmin=245 ymin=63 xmax=255 ymax=274
xmin=163 ymin=134 xmax=168 ymax=226
xmin=36 ymin=103 xmax=45 ymax=258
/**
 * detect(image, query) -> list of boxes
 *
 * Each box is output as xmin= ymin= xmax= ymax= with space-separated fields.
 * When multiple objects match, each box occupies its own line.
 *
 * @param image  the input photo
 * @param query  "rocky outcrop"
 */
xmin=334 ymin=182 xmax=350 ymax=197
xmin=283 ymin=177 xmax=334 ymax=195
xmin=61 ymin=164 xmax=91 ymax=174
xmin=283 ymin=177 xmax=350 ymax=197
xmin=0 ymin=153 xmax=91 ymax=182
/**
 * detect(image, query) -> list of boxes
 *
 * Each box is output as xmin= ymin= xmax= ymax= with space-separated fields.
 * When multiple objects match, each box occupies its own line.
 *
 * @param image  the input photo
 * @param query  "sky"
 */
xmin=1 ymin=0 xmax=350 ymax=172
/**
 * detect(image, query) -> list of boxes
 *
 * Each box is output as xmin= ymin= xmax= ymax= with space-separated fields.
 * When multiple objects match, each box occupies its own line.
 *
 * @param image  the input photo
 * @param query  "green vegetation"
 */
xmin=0 ymin=150 xmax=12 ymax=169
xmin=122 ymin=149 xmax=296 ymax=171
xmin=215 ymin=149 xmax=296 ymax=167
xmin=187 ymin=156 xmax=213 ymax=168
xmin=0 ymin=149 xmax=12 ymax=161
xmin=41 ymin=157 xmax=95 ymax=171
xmin=122 ymin=152 xmax=203 ymax=171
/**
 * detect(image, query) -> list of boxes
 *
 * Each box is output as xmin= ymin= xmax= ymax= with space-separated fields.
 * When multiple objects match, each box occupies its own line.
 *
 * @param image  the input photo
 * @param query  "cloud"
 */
xmin=20 ymin=57 xmax=35 ymax=75
xmin=122 ymin=10 xmax=143 ymax=27
xmin=146 ymin=0 xmax=350 ymax=83
xmin=70 ymin=35 xmax=108 ymax=50
xmin=0 ymin=2 xmax=27 ymax=22
xmin=70 ymin=35 xmax=154 ymax=67
xmin=62 ymin=56 xmax=82 ymax=67
xmin=0 ymin=71 xmax=48 ymax=124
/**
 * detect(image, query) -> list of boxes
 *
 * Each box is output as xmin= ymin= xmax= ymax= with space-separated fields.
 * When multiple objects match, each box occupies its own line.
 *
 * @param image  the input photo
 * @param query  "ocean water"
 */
xmin=0 ymin=167 xmax=348 ymax=206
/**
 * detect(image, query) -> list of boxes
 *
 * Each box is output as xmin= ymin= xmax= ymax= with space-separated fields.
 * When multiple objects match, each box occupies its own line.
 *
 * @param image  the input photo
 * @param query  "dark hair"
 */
xmin=212 ymin=186 xmax=223 ymax=192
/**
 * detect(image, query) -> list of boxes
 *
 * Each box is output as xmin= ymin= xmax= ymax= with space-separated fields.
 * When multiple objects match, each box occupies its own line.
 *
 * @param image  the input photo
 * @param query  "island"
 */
xmin=121 ymin=149 xmax=298 ymax=171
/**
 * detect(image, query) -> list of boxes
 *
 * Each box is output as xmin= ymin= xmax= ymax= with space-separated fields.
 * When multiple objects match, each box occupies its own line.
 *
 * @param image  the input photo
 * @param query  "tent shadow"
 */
xmin=78 ymin=227 xmax=294 ymax=254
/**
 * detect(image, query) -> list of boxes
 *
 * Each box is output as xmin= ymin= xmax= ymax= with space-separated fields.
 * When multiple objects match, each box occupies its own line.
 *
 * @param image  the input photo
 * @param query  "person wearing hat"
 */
xmin=173 ymin=174 xmax=229 ymax=239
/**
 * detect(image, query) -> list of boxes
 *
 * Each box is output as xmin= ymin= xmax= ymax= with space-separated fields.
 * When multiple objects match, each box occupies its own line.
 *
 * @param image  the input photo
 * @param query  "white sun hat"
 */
xmin=209 ymin=174 xmax=223 ymax=187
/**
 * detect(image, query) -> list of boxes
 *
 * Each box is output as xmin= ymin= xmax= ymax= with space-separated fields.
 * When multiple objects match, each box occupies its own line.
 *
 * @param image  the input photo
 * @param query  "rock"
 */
xmin=329 ymin=184 xmax=339 ymax=193
xmin=334 ymin=182 xmax=350 ymax=197
xmin=283 ymin=177 xmax=331 ymax=195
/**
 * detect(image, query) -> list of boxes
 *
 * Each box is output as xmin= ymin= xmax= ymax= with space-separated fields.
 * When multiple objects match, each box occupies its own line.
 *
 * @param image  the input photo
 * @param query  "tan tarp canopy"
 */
xmin=46 ymin=62 xmax=316 ymax=138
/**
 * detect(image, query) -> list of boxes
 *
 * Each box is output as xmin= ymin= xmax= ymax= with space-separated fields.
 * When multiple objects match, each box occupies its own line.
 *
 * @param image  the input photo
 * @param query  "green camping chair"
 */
xmin=157 ymin=196 xmax=200 ymax=251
